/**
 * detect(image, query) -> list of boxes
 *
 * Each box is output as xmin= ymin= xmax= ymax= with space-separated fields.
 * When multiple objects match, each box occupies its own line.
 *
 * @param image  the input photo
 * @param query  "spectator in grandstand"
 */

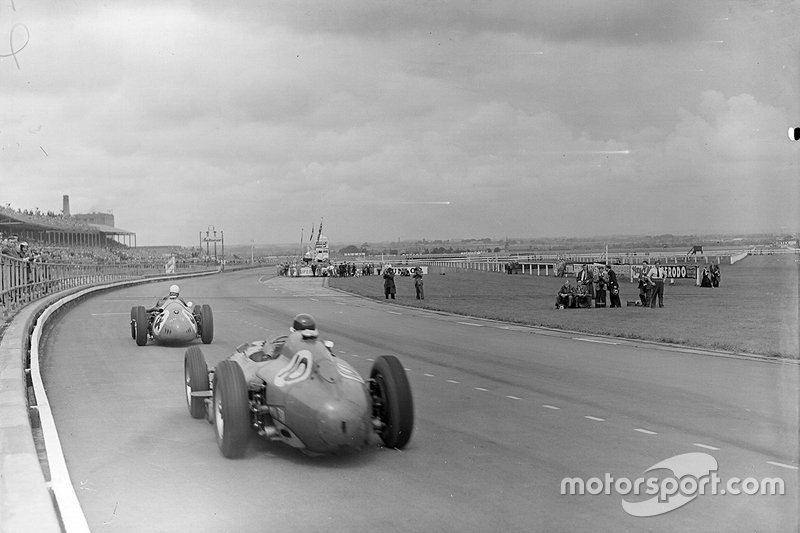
xmin=1 ymin=235 xmax=21 ymax=258
xmin=383 ymin=265 xmax=396 ymax=299
xmin=606 ymin=264 xmax=622 ymax=308
xmin=555 ymin=279 xmax=574 ymax=309
xmin=413 ymin=266 xmax=424 ymax=300
xmin=648 ymin=260 xmax=665 ymax=308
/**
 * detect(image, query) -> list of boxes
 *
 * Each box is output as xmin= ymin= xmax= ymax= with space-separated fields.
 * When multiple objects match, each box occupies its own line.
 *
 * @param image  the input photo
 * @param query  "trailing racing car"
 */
xmin=183 ymin=313 xmax=414 ymax=458
xmin=130 ymin=295 xmax=214 ymax=346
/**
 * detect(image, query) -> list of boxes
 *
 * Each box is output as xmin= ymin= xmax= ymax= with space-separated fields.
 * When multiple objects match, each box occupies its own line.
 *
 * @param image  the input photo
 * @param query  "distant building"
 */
xmin=72 ymin=211 xmax=115 ymax=227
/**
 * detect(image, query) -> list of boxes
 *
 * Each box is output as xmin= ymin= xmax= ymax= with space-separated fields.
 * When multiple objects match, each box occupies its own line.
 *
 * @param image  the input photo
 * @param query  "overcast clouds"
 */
xmin=1 ymin=1 xmax=798 ymax=246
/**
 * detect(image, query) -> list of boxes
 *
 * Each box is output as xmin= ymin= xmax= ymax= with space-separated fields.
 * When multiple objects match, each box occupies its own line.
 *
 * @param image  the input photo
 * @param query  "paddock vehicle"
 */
xmin=183 ymin=327 xmax=414 ymax=458
xmin=129 ymin=300 xmax=214 ymax=346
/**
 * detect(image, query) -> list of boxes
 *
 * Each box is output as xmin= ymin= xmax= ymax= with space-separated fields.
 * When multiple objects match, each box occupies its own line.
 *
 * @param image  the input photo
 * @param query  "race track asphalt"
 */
xmin=39 ymin=268 xmax=798 ymax=532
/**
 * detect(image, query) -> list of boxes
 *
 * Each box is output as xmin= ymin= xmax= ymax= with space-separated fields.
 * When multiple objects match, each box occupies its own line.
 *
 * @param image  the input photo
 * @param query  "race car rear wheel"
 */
xmin=184 ymin=347 xmax=209 ymax=419
xmin=134 ymin=306 xmax=148 ymax=346
xmin=370 ymin=355 xmax=414 ymax=449
xmin=213 ymin=360 xmax=249 ymax=458
xmin=129 ymin=307 xmax=136 ymax=339
xmin=200 ymin=304 xmax=214 ymax=344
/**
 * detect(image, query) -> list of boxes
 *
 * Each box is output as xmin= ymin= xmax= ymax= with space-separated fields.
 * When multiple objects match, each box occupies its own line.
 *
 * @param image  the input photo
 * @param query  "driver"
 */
xmin=147 ymin=284 xmax=188 ymax=312
xmin=290 ymin=313 xmax=317 ymax=336
xmin=246 ymin=314 xmax=319 ymax=363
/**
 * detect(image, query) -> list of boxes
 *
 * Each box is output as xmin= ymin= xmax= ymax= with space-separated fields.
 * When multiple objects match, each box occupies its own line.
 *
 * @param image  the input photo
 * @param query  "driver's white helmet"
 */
xmin=169 ymin=284 xmax=180 ymax=298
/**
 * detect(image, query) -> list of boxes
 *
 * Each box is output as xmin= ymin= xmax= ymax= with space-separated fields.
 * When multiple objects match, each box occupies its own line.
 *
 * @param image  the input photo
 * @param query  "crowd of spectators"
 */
xmin=277 ymin=261 xmax=383 ymax=277
xmin=0 ymin=204 xmax=93 ymax=231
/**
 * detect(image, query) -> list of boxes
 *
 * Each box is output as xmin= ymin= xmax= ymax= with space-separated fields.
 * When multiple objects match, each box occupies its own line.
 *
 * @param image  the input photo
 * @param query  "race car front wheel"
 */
xmin=213 ymin=360 xmax=250 ymax=458
xmin=185 ymin=347 xmax=209 ymax=419
xmin=134 ymin=306 xmax=148 ymax=346
xmin=370 ymin=355 xmax=414 ymax=449
xmin=200 ymin=304 xmax=214 ymax=344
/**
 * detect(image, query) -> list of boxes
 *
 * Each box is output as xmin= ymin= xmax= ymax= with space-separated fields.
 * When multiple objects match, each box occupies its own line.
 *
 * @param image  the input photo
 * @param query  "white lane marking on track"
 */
xmin=366 ymin=358 xmax=374 ymax=362
xmin=335 ymin=301 xmax=347 ymax=305
xmin=446 ymin=379 xmax=460 ymax=384
xmin=634 ymin=428 xmax=658 ymax=435
xmin=766 ymin=461 xmax=798 ymax=471
xmin=506 ymin=395 xmax=521 ymax=400
xmin=351 ymin=354 xmax=360 ymax=357
xmin=387 ymin=311 xmax=402 ymax=315
xmin=405 ymin=368 xmax=411 ymax=371
xmin=573 ymin=338 xmax=619 ymax=345
xmin=584 ymin=416 xmax=605 ymax=422
xmin=424 ymin=373 xmax=435 ymax=377
xmin=458 ymin=321 xmax=484 ymax=327
xmin=311 ymin=298 xmax=319 ymax=301
xmin=542 ymin=404 xmax=560 ymax=410
xmin=692 ymin=443 xmax=720 ymax=451
xmin=475 ymin=387 xmax=489 ymax=392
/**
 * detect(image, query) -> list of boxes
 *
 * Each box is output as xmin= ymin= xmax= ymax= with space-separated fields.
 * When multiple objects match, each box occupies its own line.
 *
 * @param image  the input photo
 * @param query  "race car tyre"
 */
xmin=134 ymin=306 xmax=148 ymax=346
xmin=370 ymin=355 xmax=414 ymax=449
xmin=130 ymin=307 xmax=136 ymax=339
xmin=185 ymin=347 xmax=209 ymax=419
xmin=200 ymin=304 xmax=214 ymax=344
xmin=213 ymin=360 xmax=249 ymax=458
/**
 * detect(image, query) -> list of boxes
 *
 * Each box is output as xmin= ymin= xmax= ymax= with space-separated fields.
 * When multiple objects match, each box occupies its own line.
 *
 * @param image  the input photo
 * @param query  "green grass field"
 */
xmin=328 ymin=254 xmax=799 ymax=359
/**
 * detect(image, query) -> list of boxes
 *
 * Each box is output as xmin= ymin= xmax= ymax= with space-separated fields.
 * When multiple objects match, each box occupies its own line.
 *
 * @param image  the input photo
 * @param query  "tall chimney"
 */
xmin=62 ymin=195 xmax=70 ymax=216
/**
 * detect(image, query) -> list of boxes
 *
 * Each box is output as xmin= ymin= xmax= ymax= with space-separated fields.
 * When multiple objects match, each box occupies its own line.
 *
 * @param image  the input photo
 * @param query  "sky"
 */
xmin=1 ymin=0 xmax=798 ymax=246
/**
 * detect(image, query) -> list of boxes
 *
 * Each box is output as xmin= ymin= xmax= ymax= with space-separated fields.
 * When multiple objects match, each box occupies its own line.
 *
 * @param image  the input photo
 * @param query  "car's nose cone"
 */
xmin=317 ymin=400 xmax=369 ymax=450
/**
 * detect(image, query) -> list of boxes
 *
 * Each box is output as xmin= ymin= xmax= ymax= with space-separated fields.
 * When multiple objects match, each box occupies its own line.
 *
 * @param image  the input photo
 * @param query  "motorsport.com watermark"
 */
xmin=561 ymin=453 xmax=785 ymax=517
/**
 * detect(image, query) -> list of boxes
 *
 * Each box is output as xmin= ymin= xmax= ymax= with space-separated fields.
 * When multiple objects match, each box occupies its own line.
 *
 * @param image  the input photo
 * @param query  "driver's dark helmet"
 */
xmin=291 ymin=313 xmax=316 ymax=332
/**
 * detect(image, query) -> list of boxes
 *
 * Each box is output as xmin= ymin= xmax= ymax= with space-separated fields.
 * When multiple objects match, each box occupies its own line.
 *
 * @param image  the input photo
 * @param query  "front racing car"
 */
xmin=183 ymin=325 xmax=414 ymax=458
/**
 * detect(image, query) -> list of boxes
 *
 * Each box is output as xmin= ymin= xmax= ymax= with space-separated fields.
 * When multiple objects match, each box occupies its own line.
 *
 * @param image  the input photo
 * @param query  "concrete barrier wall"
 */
xmin=0 ymin=298 xmax=62 ymax=533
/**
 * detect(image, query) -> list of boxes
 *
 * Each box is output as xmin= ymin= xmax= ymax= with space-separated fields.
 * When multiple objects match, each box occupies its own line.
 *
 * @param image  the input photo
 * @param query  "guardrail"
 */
xmin=0 ymin=254 xmax=217 ymax=317
xmin=413 ymin=251 xmax=751 ymax=276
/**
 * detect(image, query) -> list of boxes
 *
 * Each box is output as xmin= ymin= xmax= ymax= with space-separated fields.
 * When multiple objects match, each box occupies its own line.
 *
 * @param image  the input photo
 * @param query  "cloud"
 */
xmin=1 ymin=1 xmax=796 ymax=244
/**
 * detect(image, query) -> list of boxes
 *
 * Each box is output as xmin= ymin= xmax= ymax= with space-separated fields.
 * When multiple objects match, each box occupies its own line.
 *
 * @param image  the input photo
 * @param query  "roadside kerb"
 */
xmin=0 ymin=270 xmax=216 ymax=533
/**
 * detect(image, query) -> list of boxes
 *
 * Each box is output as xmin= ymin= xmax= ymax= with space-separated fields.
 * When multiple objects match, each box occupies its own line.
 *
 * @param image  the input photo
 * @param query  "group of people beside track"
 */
xmin=700 ymin=264 xmax=721 ymax=288
xmin=556 ymin=259 xmax=710 ymax=309
xmin=555 ymin=263 xmax=621 ymax=309
xmin=382 ymin=265 xmax=424 ymax=300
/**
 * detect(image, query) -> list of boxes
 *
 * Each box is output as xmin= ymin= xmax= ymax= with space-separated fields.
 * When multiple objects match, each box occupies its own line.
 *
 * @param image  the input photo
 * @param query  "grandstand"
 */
xmin=0 ymin=195 xmax=136 ymax=248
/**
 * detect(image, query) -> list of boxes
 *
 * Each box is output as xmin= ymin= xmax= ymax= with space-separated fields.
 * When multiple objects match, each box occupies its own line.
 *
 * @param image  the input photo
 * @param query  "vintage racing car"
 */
xmin=183 ymin=314 xmax=414 ymax=458
xmin=130 ymin=299 xmax=214 ymax=346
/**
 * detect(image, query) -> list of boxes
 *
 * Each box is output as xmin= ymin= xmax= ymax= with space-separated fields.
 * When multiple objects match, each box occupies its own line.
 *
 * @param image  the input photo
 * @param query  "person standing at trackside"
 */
xmin=709 ymin=263 xmax=721 ymax=287
xmin=638 ymin=260 xmax=651 ymax=306
xmin=576 ymin=264 xmax=594 ymax=303
xmin=413 ymin=266 xmax=424 ymax=300
xmin=383 ymin=265 xmax=396 ymax=300
xmin=648 ymin=260 xmax=665 ymax=308
xmin=606 ymin=264 xmax=622 ymax=308
xmin=595 ymin=265 xmax=607 ymax=308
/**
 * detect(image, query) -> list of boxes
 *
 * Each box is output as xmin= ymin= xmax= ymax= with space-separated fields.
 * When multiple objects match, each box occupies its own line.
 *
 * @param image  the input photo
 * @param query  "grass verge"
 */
xmin=328 ymin=254 xmax=799 ymax=359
